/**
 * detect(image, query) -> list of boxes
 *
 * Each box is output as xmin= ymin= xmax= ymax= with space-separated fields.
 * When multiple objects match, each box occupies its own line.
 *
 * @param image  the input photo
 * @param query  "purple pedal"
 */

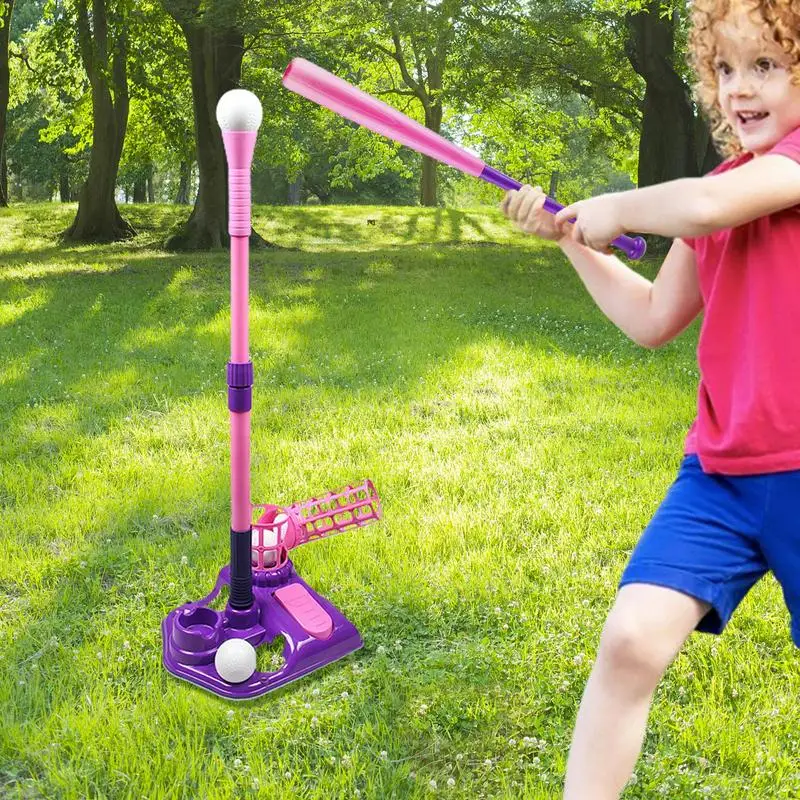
xmin=161 ymin=561 xmax=361 ymax=700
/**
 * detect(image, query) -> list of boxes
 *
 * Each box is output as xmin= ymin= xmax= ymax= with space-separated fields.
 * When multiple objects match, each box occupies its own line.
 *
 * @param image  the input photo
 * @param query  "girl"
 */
xmin=500 ymin=1 xmax=800 ymax=797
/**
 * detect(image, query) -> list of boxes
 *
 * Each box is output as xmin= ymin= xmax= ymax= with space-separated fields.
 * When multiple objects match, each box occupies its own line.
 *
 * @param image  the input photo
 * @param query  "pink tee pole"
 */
xmin=217 ymin=90 xmax=263 ymax=610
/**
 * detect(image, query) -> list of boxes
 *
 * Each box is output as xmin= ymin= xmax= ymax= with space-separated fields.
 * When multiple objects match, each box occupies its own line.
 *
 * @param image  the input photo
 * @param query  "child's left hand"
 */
xmin=554 ymin=194 xmax=627 ymax=253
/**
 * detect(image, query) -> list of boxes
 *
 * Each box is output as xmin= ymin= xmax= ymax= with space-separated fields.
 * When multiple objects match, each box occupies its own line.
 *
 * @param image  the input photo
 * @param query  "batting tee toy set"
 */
xmin=162 ymin=60 xmax=647 ymax=701
xmin=160 ymin=89 xmax=382 ymax=700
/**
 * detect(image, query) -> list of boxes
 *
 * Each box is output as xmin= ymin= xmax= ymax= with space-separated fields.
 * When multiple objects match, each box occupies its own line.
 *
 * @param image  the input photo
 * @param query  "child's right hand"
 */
xmin=499 ymin=184 xmax=567 ymax=242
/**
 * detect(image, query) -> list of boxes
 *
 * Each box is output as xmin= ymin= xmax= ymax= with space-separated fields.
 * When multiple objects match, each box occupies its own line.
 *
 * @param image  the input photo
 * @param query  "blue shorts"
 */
xmin=619 ymin=454 xmax=800 ymax=647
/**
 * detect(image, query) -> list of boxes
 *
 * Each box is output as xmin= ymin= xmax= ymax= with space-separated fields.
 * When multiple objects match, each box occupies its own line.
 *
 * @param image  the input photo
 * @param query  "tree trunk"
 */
xmin=163 ymin=18 xmax=269 ymax=250
xmin=287 ymin=172 xmax=303 ymax=205
xmin=133 ymin=177 xmax=146 ymax=202
xmin=419 ymin=104 xmax=442 ymax=206
xmin=549 ymin=170 xmax=560 ymax=198
xmin=624 ymin=3 xmax=721 ymax=254
xmin=0 ymin=0 xmax=13 ymax=207
xmin=65 ymin=0 xmax=134 ymax=242
xmin=626 ymin=5 xmax=698 ymax=188
xmin=146 ymin=169 xmax=154 ymax=202
xmin=175 ymin=160 xmax=191 ymax=204
xmin=694 ymin=112 xmax=722 ymax=174
xmin=59 ymin=170 xmax=70 ymax=202
xmin=1 ymin=145 xmax=6 ymax=205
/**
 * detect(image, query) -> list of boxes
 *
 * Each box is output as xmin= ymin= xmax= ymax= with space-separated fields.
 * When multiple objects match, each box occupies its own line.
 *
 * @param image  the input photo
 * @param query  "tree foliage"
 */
xmin=2 ymin=0 xmax=718 ymax=244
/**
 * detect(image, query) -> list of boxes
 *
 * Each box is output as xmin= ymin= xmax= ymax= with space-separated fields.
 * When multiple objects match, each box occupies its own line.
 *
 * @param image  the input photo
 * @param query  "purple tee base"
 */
xmin=162 ymin=561 xmax=362 ymax=700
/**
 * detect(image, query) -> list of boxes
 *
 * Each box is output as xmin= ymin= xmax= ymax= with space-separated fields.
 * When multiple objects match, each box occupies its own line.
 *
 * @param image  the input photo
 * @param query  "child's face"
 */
xmin=714 ymin=12 xmax=800 ymax=155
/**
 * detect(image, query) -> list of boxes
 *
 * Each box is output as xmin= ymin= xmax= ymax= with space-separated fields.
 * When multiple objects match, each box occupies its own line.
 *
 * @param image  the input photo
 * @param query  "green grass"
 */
xmin=1 ymin=202 xmax=798 ymax=799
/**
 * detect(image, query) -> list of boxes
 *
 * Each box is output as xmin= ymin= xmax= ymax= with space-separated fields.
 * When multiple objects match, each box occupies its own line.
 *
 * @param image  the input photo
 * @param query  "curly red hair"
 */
xmin=689 ymin=0 xmax=800 ymax=157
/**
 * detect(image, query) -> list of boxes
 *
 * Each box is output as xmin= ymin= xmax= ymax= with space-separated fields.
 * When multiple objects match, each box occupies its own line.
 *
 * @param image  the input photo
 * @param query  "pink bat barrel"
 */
xmin=282 ymin=58 xmax=646 ymax=260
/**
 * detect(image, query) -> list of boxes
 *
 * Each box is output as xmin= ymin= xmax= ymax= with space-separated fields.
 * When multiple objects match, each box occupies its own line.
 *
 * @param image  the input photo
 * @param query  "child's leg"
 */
xmin=562 ymin=583 xmax=711 ymax=800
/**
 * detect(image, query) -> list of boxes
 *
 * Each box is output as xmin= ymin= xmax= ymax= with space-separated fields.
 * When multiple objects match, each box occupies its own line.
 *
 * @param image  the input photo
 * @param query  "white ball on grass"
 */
xmin=215 ymin=638 xmax=257 ymax=684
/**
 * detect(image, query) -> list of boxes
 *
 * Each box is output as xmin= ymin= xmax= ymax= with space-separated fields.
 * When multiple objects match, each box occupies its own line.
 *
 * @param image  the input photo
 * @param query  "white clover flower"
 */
xmin=484 ymin=758 xmax=493 ymax=767
xmin=380 ymin=750 xmax=388 ymax=760
xmin=181 ymin=556 xmax=188 ymax=565
xmin=312 ymin=688 xmax=320 ymax=696
xmin=447 ymin=777 xmax=455 ymax=787
xmin=233 ymin=758 xmax=243 ymax=768
xmin=341 ymin=691 xmax=349 ymax=699
xmin=429 ymin=779 xmax=437 ymax=790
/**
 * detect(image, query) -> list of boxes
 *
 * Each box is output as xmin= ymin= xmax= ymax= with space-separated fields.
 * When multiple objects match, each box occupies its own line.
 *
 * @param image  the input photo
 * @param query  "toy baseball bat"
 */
xmin=282 ymin=58 xmax=646 ymax=260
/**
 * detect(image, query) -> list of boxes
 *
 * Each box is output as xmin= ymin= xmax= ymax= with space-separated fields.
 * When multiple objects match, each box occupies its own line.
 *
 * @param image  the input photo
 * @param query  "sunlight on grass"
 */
xmin=1 ymin=203 xmax=798 ymax=799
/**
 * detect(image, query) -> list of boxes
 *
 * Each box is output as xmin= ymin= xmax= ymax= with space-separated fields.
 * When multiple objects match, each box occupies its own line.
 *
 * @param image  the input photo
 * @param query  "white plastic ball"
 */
xmin=216 ymin=89 xmax=263 ymax=132
xmin=214 ymin=638 xmax=257 ymax=684
xmin=252 ymin=513 xmax=289 ymax=567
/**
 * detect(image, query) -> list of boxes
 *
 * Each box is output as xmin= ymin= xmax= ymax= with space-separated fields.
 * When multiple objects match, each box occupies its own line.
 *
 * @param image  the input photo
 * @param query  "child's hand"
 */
xmin=499 ymin=184 xmax=566 ymax=242
xmin=554 ymin=194 xmax=626 ymax=253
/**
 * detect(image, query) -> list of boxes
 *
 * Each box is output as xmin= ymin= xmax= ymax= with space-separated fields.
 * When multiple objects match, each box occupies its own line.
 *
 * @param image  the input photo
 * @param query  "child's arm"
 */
xmin=558 ymin=235 xmax=702 ymax=349
xmin=555 ymin=153 xmax=800 ymax=248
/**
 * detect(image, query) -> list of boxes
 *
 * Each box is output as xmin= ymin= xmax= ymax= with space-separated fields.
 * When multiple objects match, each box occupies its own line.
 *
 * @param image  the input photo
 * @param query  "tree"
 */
xmin=339 ymin=0 xmax=493 ymax=206
xmin=0 ymin=0 xmax=14 ymax=205
xmin=126 ymin=1 xmax=194 ymax=204
xmin=9 ymin=6 xmax=90 ymax=202
xmin=624 ymin=0 xmax=720 ymax=186
xmin=63 ymin=0 xmax=134 ymax=241
xmin=162 ymin=0 xmax=257 ymax=249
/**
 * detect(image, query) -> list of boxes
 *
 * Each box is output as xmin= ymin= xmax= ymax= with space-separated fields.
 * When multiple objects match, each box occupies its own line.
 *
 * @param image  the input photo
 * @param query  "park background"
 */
xmin=1 ymin=1 xmax=799 ymax=798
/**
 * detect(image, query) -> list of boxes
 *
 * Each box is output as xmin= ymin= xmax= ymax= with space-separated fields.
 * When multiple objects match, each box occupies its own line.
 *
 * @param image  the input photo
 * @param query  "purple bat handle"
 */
xmin=482 ymin=166 xmax=647 ymax=260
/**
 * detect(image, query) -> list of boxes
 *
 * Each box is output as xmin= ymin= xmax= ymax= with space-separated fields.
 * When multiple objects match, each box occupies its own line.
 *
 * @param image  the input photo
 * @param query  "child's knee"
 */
xmin=597 ymin=609 xmax=681 ymax=683
xmin=595 ymin=584 xmax=709 ymax=681
xmin=597 ymin=614 xmax=670 ymax=682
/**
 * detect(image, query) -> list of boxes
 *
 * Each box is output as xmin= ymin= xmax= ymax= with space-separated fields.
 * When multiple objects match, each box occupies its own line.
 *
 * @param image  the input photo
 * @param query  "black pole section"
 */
xmin=229 ymin=528 xmax=253 ymax=608
xmin=227 ymin=361 xmax=254 ymax=609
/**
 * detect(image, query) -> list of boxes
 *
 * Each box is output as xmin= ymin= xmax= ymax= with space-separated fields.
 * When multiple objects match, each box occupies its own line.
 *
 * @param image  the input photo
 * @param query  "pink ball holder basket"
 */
xmin=161 ymin=90 xmax=382 ymax=699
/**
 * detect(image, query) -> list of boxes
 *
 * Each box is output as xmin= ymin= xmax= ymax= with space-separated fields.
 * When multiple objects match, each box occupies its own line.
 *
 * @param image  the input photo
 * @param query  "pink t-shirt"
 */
xmin=682 ymin=125 xmax=800 ymax=474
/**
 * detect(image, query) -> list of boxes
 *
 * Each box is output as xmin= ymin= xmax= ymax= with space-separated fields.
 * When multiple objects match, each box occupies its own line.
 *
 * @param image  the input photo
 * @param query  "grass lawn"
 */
xmin=1 ymin=202 xmax=798 ymax=799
